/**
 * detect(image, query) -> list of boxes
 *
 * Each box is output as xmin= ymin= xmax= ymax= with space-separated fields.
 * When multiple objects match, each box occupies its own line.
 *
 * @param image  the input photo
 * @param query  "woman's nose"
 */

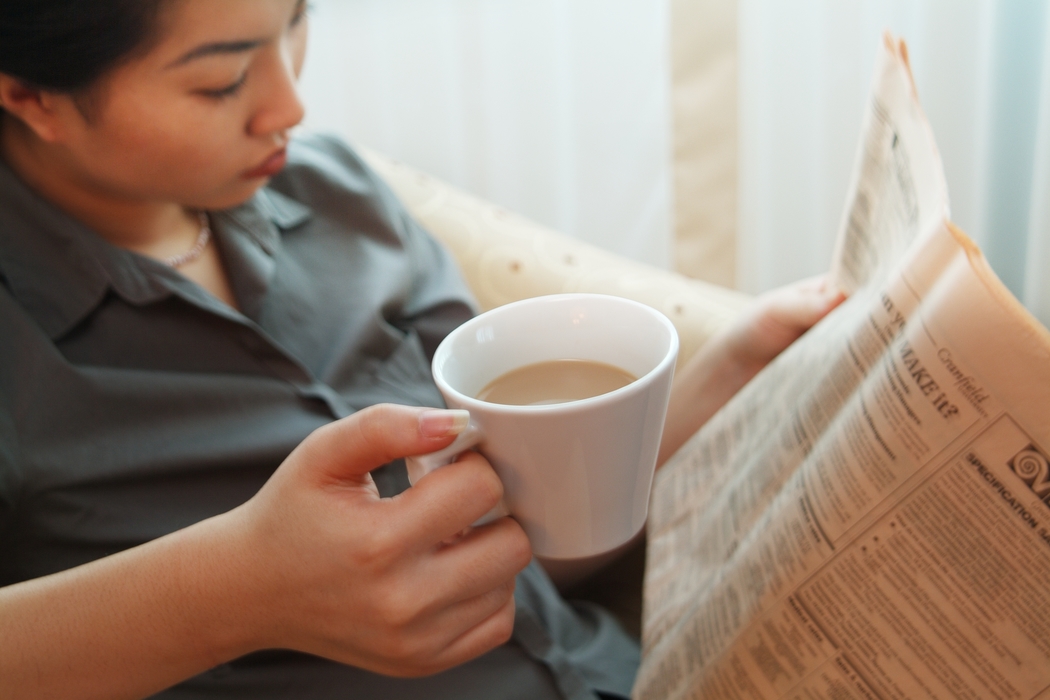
xmin=248 ymin=42 xmax=306 ymax=137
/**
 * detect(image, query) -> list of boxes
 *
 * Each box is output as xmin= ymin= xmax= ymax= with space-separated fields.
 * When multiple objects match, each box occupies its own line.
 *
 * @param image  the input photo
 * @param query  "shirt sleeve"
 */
xmin=337 ymin=139 xmax=477 ymax=359
xmin=394 ymin=206 xmax=477 ymax=360
xmin=278 ymin=133 xmax=478 ymax=361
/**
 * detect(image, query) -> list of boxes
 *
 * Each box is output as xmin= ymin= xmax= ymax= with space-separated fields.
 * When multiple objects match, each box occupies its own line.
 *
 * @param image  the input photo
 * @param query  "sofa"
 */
xmin=362 ymin=149 xmax=751 ymax=370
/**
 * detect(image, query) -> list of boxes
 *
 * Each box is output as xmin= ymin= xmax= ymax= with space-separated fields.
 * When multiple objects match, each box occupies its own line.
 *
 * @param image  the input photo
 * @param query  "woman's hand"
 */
xmin=237 ymin=404 xmax=532 ymax=677
xmin=716 ymin=274 xmax=846 ymax=378
xmin=0 ymin=404 xmax=531 ymax=700
xmin=658 ymin=275 xmax=845 ymax=465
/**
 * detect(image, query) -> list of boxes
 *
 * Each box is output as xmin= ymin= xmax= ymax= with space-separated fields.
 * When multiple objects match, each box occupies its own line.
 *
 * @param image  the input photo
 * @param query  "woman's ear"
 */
xmin=0 ymin=74 xmax=68 ymax=142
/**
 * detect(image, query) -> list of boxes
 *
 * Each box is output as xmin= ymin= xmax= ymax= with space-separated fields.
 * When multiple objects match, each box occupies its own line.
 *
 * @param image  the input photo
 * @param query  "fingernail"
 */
xmin=419 ymin=409 xmax=470 ymax=438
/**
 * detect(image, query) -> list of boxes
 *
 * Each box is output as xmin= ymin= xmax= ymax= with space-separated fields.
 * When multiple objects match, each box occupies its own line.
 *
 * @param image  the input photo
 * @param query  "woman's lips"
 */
xmin=243 ymin=148 xmax=288 ymax=179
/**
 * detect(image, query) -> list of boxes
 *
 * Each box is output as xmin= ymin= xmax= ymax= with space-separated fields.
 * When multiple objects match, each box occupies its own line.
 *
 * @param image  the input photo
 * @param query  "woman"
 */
xmin=0 ymin=1 xmax=842 ymax=698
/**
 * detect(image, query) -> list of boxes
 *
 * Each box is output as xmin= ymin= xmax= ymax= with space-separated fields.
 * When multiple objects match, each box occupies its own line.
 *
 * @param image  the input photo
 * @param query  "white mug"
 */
xmin=406 ymin=293 xmax=678 ymax=559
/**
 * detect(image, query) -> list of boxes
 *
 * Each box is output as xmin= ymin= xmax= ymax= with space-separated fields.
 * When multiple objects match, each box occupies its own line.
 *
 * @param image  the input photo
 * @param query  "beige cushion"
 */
xmin=362 ymin=149 xmax=751 ymax=367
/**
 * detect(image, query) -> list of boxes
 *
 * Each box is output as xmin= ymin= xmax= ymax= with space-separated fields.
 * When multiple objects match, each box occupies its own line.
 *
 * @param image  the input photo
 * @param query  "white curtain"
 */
xmin=298 ymin=1 xmax=1050 ymax=328
xmin=297 ymin=0 xmax=674 ymax=269
xmin=738 ymin=0 xmax=1050 ymax=329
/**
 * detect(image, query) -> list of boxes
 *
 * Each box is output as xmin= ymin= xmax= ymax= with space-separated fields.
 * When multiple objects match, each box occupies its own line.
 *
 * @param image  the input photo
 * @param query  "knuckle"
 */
xmin=468 ymin=458 xmax=504 ymax=508
xmin=352 ymin=403 xmax=424 ymax=465
xmin=503 ymin=523 xmax=533 ymax=571
xmin=374 ymin=587 xmax=421 ymax=631
xmin=486 ymin=580 xmax=516 ymax=610
xmin=353 ymin=524 xmax=399 ymax=570
xmin=401 ymin=659 xmax=445 ymax=679
xmin=374 ymin=633 xmax=418 ymax=668
xmin=492 ymin=601 xmax=516 ymax=645
xmin=355 ymin=403 xmax=399 ymax=445
xmin=384 ymin=633 xmax=417 ymax=663
xmin=391 ymin=633 xmax=442 ymax=672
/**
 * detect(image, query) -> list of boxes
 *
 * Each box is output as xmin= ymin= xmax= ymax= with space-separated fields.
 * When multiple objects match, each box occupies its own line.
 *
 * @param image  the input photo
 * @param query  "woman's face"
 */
xmin=48 ymin=0 xmax=309 ymax=211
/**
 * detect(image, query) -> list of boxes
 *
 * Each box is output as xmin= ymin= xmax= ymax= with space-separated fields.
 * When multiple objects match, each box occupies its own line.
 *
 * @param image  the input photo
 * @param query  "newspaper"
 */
xmin=635 ymin=34 xmax=1050 ymax=700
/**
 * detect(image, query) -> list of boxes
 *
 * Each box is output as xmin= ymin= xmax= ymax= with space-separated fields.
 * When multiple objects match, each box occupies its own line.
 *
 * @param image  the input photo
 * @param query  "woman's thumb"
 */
xmin=291 ymin=404 xmax=469 ymax=483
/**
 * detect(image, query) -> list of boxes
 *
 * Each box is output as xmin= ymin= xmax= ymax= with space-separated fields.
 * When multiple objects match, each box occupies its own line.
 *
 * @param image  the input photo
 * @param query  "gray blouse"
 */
xmin=0 ymin=134 xmax=638 ymax=699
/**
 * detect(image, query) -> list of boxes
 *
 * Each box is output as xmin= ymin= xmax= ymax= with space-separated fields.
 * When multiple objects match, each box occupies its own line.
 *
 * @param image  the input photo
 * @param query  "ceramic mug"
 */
xmin=406 ymin=293 xmax=678 ymax=559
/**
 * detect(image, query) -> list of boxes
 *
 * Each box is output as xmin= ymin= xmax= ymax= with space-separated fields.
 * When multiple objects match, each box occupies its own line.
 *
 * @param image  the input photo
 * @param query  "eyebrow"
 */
xmin=166 ymin=38 xmax=266 ymax=68
xmin=165 ymin=0 xmax=306 ymax=69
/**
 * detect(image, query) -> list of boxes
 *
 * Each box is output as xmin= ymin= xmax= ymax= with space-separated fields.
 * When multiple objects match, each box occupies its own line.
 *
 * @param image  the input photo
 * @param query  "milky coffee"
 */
xmin=476 ymin=359 xmax=637 ymax=406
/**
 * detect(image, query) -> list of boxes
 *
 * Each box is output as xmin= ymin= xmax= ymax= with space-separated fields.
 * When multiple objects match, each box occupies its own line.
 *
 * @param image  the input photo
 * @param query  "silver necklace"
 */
xmin=164 ymin=212 xmax=211 ymax=268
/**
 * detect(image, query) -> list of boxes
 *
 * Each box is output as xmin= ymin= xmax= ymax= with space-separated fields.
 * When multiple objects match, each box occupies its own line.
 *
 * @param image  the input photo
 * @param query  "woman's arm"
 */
xmin=0 ymin=405 xmax=532 ymax=700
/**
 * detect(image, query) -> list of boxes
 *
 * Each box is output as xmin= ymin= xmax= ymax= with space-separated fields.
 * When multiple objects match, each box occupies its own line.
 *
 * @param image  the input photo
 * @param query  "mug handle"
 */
xmin=404 ymin=421 xmax=511 ymax=526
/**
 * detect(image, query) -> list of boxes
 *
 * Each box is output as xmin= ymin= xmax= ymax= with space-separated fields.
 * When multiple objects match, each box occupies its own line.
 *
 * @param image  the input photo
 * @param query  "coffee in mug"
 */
xmin=476 ymin=359 xmax=637 ymax=406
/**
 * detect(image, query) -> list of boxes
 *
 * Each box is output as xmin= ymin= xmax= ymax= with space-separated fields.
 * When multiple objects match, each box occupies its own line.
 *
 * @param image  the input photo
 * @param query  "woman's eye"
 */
xmin=200 ymin=73 xmax=248 ymax=100
xmin=290 ymin=2 xmax=312 ymax=28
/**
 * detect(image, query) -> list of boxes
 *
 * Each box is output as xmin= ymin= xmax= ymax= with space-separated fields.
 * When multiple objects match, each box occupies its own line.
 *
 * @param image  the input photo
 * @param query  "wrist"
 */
xmin=184 ymin=504 xmax=280 ymax=660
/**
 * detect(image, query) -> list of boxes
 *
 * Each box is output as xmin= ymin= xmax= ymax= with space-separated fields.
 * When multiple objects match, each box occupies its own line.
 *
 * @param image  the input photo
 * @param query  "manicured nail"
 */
xmin=419 ymin=409 xmax=470 ymax=438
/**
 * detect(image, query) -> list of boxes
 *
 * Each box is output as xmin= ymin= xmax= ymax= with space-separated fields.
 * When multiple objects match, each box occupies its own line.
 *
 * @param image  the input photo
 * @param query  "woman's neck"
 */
xmin=0 ymin=114 xmax=240 ymax=310
xmin=0 ymin=113 xmax=200 ymax=258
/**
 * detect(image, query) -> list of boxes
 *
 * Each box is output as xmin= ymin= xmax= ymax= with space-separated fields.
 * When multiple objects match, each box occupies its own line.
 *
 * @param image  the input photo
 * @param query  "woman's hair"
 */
xmin=0 ymin=0 xmax=169 ymax=92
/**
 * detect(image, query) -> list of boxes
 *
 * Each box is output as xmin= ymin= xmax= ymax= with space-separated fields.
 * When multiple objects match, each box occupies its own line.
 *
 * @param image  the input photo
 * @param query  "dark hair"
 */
xmin=0 ymin=0 xmax=169 ymax=92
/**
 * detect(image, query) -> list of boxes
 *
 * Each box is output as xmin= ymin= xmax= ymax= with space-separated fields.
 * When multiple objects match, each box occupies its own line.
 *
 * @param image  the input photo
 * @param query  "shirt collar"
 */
xmin=0 ymin=159 xmax=312 ymax=340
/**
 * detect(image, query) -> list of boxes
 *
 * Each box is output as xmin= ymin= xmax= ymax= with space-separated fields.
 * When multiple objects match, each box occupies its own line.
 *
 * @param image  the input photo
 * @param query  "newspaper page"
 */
xmin=827 ymin=37 xmax=950 ymax=296
xmin=635 ymin=35 xmax=1050 ymax=700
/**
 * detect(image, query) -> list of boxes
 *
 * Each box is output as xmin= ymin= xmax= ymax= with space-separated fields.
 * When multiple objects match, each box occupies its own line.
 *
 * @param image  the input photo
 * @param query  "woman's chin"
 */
xmin=192 ymin=180 xmax=273 ymax=211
